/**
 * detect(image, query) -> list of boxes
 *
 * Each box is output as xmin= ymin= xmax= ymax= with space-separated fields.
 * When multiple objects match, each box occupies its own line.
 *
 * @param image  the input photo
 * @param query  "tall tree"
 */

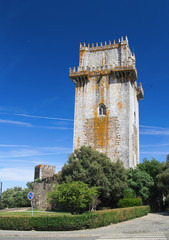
xmin=157 ymin=159 xmax=169 ymax=197
xmin=59 ymin=146 xmax=128 ymax=207
xmin=127 ymin=168 xmax=154 ymax=203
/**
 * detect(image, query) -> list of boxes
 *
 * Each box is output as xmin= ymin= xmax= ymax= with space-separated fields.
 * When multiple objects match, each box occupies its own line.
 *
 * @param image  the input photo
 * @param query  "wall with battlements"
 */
xmin=69 ymin=37 xmax=144 ymax=168
xmin=34 ymin=164 xmax=56 ymax=180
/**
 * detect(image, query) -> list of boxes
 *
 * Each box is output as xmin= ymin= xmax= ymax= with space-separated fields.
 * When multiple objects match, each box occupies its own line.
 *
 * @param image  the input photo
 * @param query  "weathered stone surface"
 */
xmin=33 ymin=174 xmax=58 ymax=210
xmin=34 ymin=165 xmax=56 ymax=180
xmin=32 ymin=181 xmax=53 ymax=210
xmin=33 ymin=165 xmax=57 ymax=210
xmin=70 ymin=37 xmax=144 ymax=168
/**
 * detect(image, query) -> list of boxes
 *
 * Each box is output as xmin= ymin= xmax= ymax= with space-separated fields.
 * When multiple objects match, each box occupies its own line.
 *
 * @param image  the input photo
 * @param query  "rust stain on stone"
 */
xmin=94 ymin=109 xmax=109 ymax=151
xmin=77 ymin=136 xmax=80 ymax=149
xmin=117 ymin=101 xmax=123 ymax=110
xmin=80 ymin=50 xmax=85 ymax=66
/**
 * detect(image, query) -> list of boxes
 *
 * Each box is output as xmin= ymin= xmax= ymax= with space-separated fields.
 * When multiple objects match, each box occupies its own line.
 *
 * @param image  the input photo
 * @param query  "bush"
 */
xmin=117 ymin=198 xmax=142 ymax=208
xmin=47 ymin=181 xmax=98 ymax=214
xmin=0 ymin=206 xmax=149 ymax=231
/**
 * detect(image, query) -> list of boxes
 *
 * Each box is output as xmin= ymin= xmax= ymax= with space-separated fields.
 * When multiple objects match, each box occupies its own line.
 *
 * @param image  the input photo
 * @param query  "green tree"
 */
xmin=137 ymin=158 xmax=163 ymax=210
xmin=48 ymin=181 xmax=98 ymax=214
xmin=59 ymin=146 xmax=127 ymax=207
xmin=157 ymin=159 xmax=169 ymax=197
xmin=166 ymin=154 xmax=169 ymax=162
xmin=26 ymin=178 xmax=42 ymax=190
xmin=1 ymin=187 xmax=30 ymax=208
xmin=138 ymin=158 xmax=162 ymax=182
xmin=128 ymin=168 xmax=154 ymax=203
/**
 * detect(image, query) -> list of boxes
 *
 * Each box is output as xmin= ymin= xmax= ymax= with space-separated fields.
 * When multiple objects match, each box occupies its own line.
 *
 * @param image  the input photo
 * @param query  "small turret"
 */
xmin=34 ymin=165 xmax=56 ymax=180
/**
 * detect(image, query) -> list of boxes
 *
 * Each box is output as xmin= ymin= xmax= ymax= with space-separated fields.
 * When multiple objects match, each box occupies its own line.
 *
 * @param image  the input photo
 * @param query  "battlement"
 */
xmin=80 ymin=36 xmax=128 ymax=52
xmin=137 ymin=82 xmax=144 ymax=100
xmin=39 ymin=164 xmax=56 ymax=169
xmin=69 ymin=64 xmax=137 ymax=84
xmin=34 ymin=164 xmax=56 ymax=180
xmin=69 ymin=37 xmax=136 ymax=83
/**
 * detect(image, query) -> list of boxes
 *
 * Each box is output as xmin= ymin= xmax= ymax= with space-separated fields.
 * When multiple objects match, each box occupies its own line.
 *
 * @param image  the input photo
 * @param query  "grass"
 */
xmin=0 ymin=211 xmax=71 ymax=217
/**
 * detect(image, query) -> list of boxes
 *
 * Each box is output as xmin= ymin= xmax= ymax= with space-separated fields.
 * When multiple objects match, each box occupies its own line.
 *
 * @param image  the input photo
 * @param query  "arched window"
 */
xmin=99 ymin=104 xmax=106 ymax=116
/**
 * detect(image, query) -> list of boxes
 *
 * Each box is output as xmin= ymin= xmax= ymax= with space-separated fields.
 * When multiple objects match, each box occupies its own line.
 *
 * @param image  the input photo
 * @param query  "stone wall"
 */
xmin=34 ymin=165 xmax=56 ymax=180
xmin=33 ymin=175 xmax=57 ymax=210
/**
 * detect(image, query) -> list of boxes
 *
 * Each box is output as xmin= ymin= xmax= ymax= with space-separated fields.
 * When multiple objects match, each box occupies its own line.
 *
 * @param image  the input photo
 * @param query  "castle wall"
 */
xmin=33 ymin=165 xmax=57 ymax=210
xmin=33 ymin=181 xmax=53 ymax=210
xmin=34 ymin=165 xmax=56 ymax=180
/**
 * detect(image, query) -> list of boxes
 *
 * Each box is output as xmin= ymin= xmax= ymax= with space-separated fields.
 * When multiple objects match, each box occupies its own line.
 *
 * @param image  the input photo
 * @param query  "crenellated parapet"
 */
xmin=34 ymin=164 xmax=56 ymax=180
xmin=69 ymin=64 xmax=137 ymax=84
xmin=80 ymin=36 xmax=129 ymax=51
xmin=69 ymin=37 xmax=137 ymax=84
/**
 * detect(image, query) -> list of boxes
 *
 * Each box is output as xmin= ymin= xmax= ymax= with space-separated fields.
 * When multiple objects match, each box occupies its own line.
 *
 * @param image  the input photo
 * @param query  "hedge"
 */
xmin=118 ymin=198 xmax=142 ymax=208
xmin=0 ymin=206 xmax=150 ymax=231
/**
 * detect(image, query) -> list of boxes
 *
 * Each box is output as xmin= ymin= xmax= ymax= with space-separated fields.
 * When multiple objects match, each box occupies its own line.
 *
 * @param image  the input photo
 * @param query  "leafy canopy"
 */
xmin=48 ymin=181 xmax=98 ymax=214
xmin=138 ymin=158 xmax=162 ymax=183
xmin=59 ymin=146 xmax=127 ymax=207
xmin=128 ymin=168 xmax=154 ymax=202
xmin=1 ymin=187 xmax=30 ymax=208
xmin=157 ymin=159 xmax=169 ymax=197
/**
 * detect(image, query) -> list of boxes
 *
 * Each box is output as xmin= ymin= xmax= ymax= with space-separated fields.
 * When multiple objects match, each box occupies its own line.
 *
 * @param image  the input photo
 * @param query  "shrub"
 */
xmin=123 ymin=189 xmax=136 ymax=198
xmin=117 ymin=198 xmax=142 ymax=208
xmin=47 ymin=181 xmax=98 ymax=214
xmin=0 ymin=206 xmax=149 ymax=231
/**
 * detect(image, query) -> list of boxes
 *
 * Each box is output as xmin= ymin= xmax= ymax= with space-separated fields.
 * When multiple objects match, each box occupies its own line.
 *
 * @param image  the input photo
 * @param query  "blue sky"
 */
xmin=0 ymin=0 xmax=169 ymax=191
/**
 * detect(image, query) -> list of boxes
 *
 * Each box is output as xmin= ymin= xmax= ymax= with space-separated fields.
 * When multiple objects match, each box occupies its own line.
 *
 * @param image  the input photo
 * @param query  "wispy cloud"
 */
xmin=35 ymin=125 xmax=73 ymax=130
xmin=0 ymin=118 xmax=73 ymax=130
xmin=140 ymin=143 xmax=169 ymax=148
xmin=0 ymin=119 xmax=32 ymax=127
xmin=140 ymin=125 xmax=169 ymax=135
xmin=140 ymin=151 xmax=169 ymax=155
xmin=0 ymin=168 xmax=33 ymax=181
xmin=0 ymin=144 xmax=30 ymax=148
xmin=140 ymin=125 xmax=167 ymax=130
xmin=0 ymin=112 xmax=73 ymax=122
xmin=0 ymin=145 xmax=72 ymax=159
xmin=16 ymin=113 xmax=73 ymax=121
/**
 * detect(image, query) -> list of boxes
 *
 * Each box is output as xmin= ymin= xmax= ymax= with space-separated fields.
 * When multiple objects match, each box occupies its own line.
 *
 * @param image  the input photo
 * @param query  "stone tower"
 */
xmin=69 ymin=37 xmax=144 ymax=168
xmin=34 ymin=165 xmax=56 ymax=180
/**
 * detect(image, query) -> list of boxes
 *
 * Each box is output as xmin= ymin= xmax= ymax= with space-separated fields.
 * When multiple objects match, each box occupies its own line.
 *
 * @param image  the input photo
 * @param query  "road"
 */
xmin=0 ymin=211 xmax=169 ymax=240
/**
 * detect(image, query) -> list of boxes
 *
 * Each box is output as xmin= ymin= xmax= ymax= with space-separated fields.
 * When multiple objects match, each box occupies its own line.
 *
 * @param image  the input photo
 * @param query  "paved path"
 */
xmin=0 ymin=212 xmax=169 ymax=239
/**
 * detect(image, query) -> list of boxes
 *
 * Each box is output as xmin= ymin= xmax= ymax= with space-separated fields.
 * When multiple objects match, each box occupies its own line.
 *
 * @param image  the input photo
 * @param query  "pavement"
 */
xmin=0 ymin=211 xmax=169 ymax=239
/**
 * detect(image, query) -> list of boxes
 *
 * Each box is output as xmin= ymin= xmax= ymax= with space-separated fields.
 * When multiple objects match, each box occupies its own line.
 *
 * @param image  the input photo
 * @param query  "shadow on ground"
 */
xmin=151 ymin=210 xmax=169 ymax=216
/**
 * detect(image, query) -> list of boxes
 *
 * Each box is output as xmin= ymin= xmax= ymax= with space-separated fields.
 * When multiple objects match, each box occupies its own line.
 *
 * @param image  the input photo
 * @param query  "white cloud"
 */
xmin=0 ymin=119 xmax=32 ymax=127
xmin=0 ymin=168 xmax=33 ymax=181
xmin=0 ymin=144 xmax=30 ymax=148
xmin=0 ymin=118 xmax=73 ymax=130
xmin=140 ymin=143 xmax=169 ymax=147
xmin=140 ymin=125 xmax=167 ymax=130
xmin=35 ymin=125 xmax=73 ymax=130
xmin=140 ymin=125 xmax=169 ymax=135
xmin=140 ymin=151 xmax=169 ymax=155
xmin=12 ymin=113 xmax=73 ymax=121
xmin=0 ymin=145 xmax=72 ymax=158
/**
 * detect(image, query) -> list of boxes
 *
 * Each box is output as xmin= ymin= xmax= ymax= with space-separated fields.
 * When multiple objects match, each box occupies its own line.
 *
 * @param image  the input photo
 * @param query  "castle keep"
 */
xmin=69 ymin=37 xmax=144 ymax=168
